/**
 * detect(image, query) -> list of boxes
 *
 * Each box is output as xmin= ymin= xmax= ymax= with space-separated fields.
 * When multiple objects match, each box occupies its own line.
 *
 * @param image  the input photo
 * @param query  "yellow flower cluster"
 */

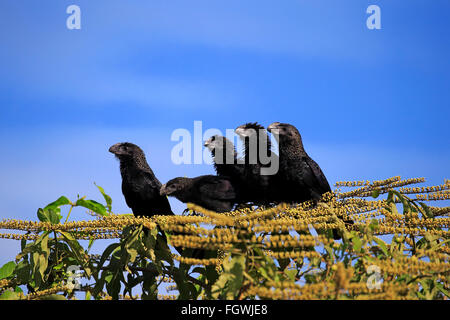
xmin=430 ymin=206 xmax=450 ymax=217
xmin=247 ymin=279 xmax=416 ymax=300
xmin=335 ymin=176 xmax=403 ymax=188
xmin=416 ymin=191 xmax=450 ymax=201
xmin=265 ymin=250 xmax=322 ymax=260
xmin=173 ymin=255 xmax=221 ymax=266
xmin=337 ymin=177 xmax=426 ymax=199
xmin=0 ymin=279 xmax=12 ymax=289
xmin=335 ymin=180 xmax=372 ymax=187
xmin=25 ymin=285 xmax=72 ymax=300
xmin=155 ymin=276 xmax=175 ymax=283
xmin=399 ymin=183 xmax=450 ymax=194
xmin=0 ymin=233 xmax=38 ymax=241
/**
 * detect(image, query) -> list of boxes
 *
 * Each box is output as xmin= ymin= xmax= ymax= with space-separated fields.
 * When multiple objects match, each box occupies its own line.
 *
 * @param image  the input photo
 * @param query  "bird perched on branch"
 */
xmin=235 ymin=122 xmax=279 ymax=205
xmin=267 ymin=122 xmax=352 ymax=239
xmin=204 ymin=135 xmax=243 ymax=178
xmin=109 ymin=142 xmax=174 ymax=217
xmin=267 ymin=123 xmax=330 ymax=203
xmin=160 ymin=175 xmax=237 ymax=213
xmin=204 ymin=135 xmax=244 ymax=203
xmin=109 ymin=142 xmax=203 ymax=257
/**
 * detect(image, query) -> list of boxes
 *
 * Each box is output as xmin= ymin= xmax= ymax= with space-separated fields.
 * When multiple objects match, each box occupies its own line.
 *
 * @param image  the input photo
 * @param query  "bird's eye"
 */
xmin=211 ymin=136 xmax=216 ymax=141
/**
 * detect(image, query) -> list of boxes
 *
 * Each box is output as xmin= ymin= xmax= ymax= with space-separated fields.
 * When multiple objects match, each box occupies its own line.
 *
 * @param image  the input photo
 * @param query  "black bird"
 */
xmin=267 ymin=122 xmax=352 ymax=238
xmin=109 ymin=142 xmax=201 ymax=257
xmin=235 ymin=122 xmax=279 ymax=204
xmin=204 ymin=135 xmax=243 ymax=178
xmin=266 ymin=123 xmax=330 ymax=202
xmin=109 ymin=142 xmax=174 ymax=217
xmin=204 ymin=135 xmax=245 ymax=202
xmin=160 ymin=175 xmax=237 ymax=213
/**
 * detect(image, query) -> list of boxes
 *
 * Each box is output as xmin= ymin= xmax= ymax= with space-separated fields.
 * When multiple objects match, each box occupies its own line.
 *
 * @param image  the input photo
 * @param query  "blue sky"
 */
xmin=0 ymin=0 xmax=449 ymax=264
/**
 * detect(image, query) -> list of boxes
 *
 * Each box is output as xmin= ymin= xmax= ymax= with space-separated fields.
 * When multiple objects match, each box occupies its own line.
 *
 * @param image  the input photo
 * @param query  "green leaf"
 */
xmin=104 ymin=273 xmax=113 ymax=283
xmin=45 ymin=196 xmax=71 ymax=209
xmin=0 ymin=291 xmax=20 ymax=300
xmin=284 ymin=269 xmax=297 ymax=282
xmin=30 ymin=232 xmax=50 ymax=286
xmin=368 ymin=219 xmax=380 ymax=232
xmin=388 ymin=203 xmax=399 ymax=215
xmin=124 ymin=226 xmax=142 ymax=251
xmin=258 ymin=267 xmax=270 ymax=281
xmin=59 ymin=231 xmax=88 ymax=272
xmin=418 ymin=202 xmax=434 ymax=219
xmin=191 ymin=267 xmax=206 ymax=276
xmin=324 ymin=245 xmax=335 ymax=261
xmin=391 ymin=191 xmax=411 ymax=215
xmin=352 ymin=236 xmax=362 ymax=253
xmin=76 ymin=199 xmax=107 ymax=217
xmin=87 ymin=238 xmax=95 ymax=252
xmin=95 ymin=183 xmax=112 ymax=213
xmin=106 ymin=267 xmax=123 ymax=300
xmin=36 ymin=232 xmax=50 ymax=255
xmin=0 ymin=261 xmax=16 ymax=280
xmin=20 ymin=239 xmax=27 ymax=251
xmin=211 ymin=255 xmax=245 ymax=299
xmin=15 ymin=261 xmax=31 ymax=284
xmin=277 ymin=258 xmax=290 ymax=271
xmin=371 ymin=189 xmax=380 ymax=198
xmin=31 ymin=252 xmax=47 ymax=288
xmin=98 ymin=243 xmax=121 ymax=269
xmin=436 ymin=283 xmax=450 ymax=298
xmin=37 ymin=208 xmax=48 ymax=222
xmin=53 ymin=263 xmax=64 ymax=271
xmin=37 ymin=254 xmax=48 ymax=279
xmin=205 ymin=265 xmax=219 ymax=284
xmin=37 ymin=196 xmax=71 ymax=224
xmin=48 ymin=208 xmax=63 ymax=224
xmin=127 ymin=248 xmax=138 ymax=264
xmin=387 ymin=190 xmax=394 ymax=204
xmin=373 ymin=237 xmax=389 ymax=257
xmin=36 ymin=207 xmax=62 ymax=224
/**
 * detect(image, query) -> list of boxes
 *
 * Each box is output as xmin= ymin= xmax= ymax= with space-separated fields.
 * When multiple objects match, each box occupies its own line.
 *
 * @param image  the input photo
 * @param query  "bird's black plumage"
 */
xmin=235 ymin=122 xmax=279 ymax=204
xmin=109 ymin=142 xmax=174 ymax=217
xmin=267 ymin=122 xmax=352 ymax=239
xmin=204 ymin=135 xmax=243 ymax=178
xmin=204 ymin=135 xmax=245 ymax=202
xmin=267 ymin=123 xmax=330 ymax=202
xmin=160 ymin=175 xmax=237 ymax=213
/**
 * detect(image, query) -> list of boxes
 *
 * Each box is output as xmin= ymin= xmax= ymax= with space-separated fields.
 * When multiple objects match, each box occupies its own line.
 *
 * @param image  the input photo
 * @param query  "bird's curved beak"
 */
xmin=109 ymin=143 xmax=120 ymax=154
xmin=267 ymin=122 xmax=281 ymax=132
xmin=204 ymin=138 xmax=212 ymax=147
xmin=160 ymin=184 xmax=168 ymax=196
xmin=235 ymin=125 xmax=247 ymax=137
